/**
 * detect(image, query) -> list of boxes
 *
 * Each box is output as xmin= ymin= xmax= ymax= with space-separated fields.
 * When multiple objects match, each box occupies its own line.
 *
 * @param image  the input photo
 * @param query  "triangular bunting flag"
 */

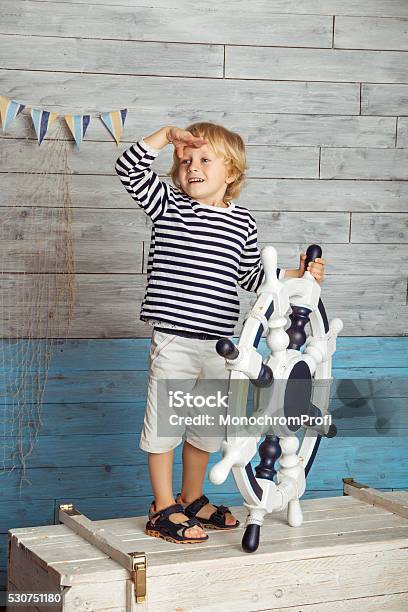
xmin=30 ymin=108 xmax=58 ymax=145
xmin=1 ymin=96 xmax=129 ymax=148
xmin=100 ymin=109 xmax=127 ymax=144
xmin=64 ymin=114 xmax=91 ymax=149
xmin=0 ymin=95 xmax=25 ymax=133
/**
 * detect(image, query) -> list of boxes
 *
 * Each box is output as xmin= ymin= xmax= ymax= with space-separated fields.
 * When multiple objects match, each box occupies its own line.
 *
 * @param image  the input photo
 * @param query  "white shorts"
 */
xmin=139 ymin=330 xmax=230 ymax=453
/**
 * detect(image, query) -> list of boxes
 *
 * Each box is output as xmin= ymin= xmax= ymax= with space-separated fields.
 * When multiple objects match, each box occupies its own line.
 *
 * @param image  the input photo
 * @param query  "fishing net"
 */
xmin=0 ymin=120 xmax=76 ymax=492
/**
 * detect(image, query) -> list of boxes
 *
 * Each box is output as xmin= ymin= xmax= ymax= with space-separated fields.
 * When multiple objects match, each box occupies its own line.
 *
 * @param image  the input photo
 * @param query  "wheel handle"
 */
xmin=304 ymin=244 xmax=322 ymax=275
xmin=216 ymin=338 xmax=273 ymax=388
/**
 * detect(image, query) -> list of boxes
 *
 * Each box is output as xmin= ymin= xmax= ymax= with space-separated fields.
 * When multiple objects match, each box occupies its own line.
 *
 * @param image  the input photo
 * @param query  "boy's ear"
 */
xmin=226 ymin=171 xmax=240 ymax=184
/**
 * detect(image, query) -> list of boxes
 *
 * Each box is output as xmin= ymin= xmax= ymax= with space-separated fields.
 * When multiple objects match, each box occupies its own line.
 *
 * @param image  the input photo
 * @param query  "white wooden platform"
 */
xmin=7 ymin=491 xmax=408 ymax=612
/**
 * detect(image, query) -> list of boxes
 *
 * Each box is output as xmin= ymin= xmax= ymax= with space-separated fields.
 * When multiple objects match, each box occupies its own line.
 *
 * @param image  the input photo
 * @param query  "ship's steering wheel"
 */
xmin=209 ymin=244 xmax=343 ymax=553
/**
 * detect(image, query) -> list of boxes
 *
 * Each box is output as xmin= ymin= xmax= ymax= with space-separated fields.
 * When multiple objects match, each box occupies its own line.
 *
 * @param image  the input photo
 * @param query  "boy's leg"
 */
xmin=147 ymin=448 xmax=205 ymax=538
xmin=147 ymin=448 xmax=175 ymax=510
xmin=180 ymin=339 xmax=238 ymax=525
xmin=180 ymin=440 xmax=210 ymax=502
xmin=143 ymin=331 xmax=207 ymax=538
xmin=178 ymin=440 xmax=238 ymax=526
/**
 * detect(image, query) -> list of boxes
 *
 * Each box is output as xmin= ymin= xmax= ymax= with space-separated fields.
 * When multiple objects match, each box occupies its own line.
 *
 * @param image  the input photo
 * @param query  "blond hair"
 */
xmin=168 ymin=122 xmax=247 ymax=202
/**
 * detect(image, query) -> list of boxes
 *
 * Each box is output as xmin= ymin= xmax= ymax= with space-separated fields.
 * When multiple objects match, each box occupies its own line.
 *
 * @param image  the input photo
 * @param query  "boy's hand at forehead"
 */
xmin=166 ymin=126 xmax=207 ymax=158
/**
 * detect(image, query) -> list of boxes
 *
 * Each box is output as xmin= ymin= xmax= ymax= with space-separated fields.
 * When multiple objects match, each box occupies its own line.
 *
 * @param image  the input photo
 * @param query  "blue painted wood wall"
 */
xmin=1 ymin=336 xmax=407 ymax=593
xmin=1 ymin=0 xmax=408 ymax=600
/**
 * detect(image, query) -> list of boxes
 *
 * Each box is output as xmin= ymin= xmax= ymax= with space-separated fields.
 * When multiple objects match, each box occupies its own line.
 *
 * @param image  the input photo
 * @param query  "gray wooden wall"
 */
xmin=1 ymin=0 xmax=407 ymax=337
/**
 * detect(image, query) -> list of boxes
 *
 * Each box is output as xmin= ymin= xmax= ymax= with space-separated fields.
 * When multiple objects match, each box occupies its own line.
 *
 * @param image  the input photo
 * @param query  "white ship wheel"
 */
xmin=209 ymin=245 xmax=343 ymax=553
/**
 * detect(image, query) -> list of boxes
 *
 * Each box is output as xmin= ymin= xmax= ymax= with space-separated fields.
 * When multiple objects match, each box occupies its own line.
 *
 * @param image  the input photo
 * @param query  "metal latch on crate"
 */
xmin=129 ymin=552 xmax=147 ymax=603
xmin=58 ymin=503 xmax=147 ymax=603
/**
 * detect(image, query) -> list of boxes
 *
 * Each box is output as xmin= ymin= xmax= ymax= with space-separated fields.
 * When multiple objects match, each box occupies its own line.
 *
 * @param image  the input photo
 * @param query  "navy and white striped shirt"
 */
xmin=115 ymin=139 xmax=283 ymax=337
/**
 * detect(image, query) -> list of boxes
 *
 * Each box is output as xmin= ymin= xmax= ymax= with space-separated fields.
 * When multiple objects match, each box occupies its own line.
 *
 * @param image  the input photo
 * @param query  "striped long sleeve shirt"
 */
xmin=115 ymin=138 xmax=284 ymax=337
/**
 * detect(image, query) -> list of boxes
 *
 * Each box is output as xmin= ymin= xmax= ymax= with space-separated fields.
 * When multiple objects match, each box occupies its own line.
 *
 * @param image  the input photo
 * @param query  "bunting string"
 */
xmin=0 ymin=94 xmax=127 ymax=149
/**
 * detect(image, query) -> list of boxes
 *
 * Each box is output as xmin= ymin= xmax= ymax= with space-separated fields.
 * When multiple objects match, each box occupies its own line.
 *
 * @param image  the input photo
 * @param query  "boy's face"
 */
xmin=177 ymin=142 xmax=235 ymax=206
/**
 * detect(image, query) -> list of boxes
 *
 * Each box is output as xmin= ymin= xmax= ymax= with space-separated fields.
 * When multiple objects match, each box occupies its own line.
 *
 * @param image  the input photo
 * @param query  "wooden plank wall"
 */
xmin=1 ymin=0 xmax=408 ymax=598
xmin=0 ymin=0 xmax=407 ymax=336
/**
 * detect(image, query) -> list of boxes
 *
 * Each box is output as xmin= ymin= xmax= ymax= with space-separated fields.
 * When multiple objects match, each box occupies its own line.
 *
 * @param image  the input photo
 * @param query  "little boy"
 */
xmin=115 ymin=123 xmax=325 ymax=544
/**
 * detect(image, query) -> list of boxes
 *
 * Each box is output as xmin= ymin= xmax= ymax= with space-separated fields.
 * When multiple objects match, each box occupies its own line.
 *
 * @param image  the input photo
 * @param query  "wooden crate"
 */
xmin=7 ymin=491 xmax=408 ymax=612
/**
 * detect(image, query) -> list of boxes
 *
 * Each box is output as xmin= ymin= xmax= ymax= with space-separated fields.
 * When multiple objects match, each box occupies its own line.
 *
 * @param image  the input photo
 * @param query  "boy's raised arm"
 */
xmin=115 ymin=126 xmax=207 ymax=223
xmin=115 ymin=126 xmax=173 ymax=223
